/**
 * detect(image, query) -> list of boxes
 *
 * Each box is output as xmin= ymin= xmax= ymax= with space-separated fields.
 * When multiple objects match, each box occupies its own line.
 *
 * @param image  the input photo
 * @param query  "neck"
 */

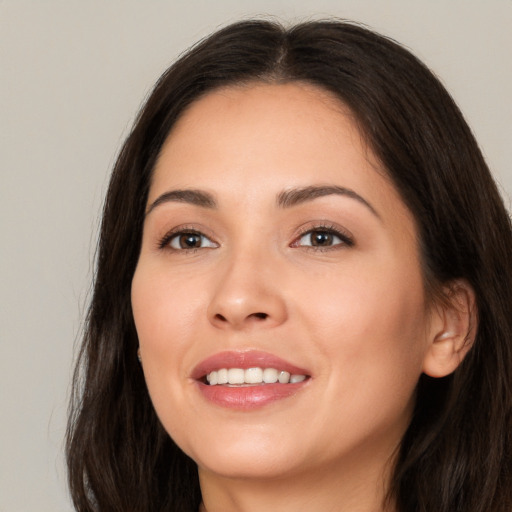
xmin=198 ymin=450 xmax=397 ymax=512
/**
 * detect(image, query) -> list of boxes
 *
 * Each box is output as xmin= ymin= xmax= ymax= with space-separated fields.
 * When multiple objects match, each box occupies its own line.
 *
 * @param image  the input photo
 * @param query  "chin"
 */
xmin=182 ymin=428 xmax=306 ymax=480
xmin=198 ymin=453 xmax=304 ymax=481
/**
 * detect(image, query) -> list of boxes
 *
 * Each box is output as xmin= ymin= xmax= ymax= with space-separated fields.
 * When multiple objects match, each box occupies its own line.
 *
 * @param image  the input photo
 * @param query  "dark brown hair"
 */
xmin=67 ymin=19 xmax=512 ymax=511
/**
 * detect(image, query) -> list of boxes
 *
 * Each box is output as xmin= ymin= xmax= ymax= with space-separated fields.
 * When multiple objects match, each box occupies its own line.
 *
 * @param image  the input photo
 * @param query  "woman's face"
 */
xmin=131 ymin=83 xmax=435 ymax=482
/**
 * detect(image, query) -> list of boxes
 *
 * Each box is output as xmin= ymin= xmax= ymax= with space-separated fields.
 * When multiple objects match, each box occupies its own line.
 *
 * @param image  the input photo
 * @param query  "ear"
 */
xmin=422 ymin=280 xmax=478 ymax=378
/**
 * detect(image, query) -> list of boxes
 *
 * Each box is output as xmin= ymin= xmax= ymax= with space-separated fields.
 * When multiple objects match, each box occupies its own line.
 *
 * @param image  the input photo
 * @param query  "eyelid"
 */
xmin=157 ymin=224 xmax=219 ymax=251
xmin=169 ymin=232 xmax=217 ymax=250
xmin=290 ymin=222 xmax=355 ymax=249
xmin=155 ymin=221 xmax=353 ymax=252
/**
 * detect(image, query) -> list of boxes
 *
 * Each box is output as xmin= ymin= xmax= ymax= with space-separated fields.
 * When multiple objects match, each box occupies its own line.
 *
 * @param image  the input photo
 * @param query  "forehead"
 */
xmin=150 ymin=82 xmax=409 ymax=227
xmin=153 ymin=83 xmax=372 ymax=183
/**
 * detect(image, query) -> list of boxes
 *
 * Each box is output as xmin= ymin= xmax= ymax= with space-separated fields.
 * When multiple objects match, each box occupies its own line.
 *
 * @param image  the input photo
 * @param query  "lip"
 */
xmin=191 ymin=350 xmax=310 ymax=380
xmin=191 ymin=350 xmax=311 ymax=410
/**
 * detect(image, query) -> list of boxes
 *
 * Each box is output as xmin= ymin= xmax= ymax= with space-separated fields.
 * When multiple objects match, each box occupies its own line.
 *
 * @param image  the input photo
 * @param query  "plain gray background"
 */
xmin=1 ymin=1 xmax=510 ymax=510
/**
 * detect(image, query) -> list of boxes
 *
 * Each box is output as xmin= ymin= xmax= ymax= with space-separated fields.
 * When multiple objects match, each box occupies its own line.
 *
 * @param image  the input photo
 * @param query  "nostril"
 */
xmin=211 ymin=311 xmax=270 ymax=326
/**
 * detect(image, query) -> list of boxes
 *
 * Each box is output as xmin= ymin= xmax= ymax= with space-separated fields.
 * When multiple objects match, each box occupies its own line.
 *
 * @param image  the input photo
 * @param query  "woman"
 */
xmin=66 ymin=19 xmax=512 ymax=512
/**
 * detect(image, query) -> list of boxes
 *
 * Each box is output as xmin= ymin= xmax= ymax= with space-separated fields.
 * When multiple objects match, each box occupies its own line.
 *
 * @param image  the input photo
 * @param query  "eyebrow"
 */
xmin=146 ymin=189 xmax=217 ymax=216
xmin=145 ymin=184 xmax=379 ymax=219
xmin=277 ymin=185 xmax=379 ymax=218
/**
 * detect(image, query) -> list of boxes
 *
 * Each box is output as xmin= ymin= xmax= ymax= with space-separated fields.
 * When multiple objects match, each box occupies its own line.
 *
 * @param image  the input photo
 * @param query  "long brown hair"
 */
xmin=67 ymin=19 xmax=512 ymax=511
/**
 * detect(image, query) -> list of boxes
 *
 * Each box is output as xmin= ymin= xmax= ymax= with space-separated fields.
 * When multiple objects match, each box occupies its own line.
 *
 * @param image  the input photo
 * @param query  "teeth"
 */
xmin=205 ymin=367 xmax=308 ymax=386
xmin=217 ymin=368 xmax=228 ymax=384
xmin=245 ymin=367 xmax=263 ymax=384
xmin=227 ymin=368 xmax=245 ymax=384
xmin=263 ymin=368 xmax=278 ymax=383
xmin=278 ymin=371 xmax=291 ymax=383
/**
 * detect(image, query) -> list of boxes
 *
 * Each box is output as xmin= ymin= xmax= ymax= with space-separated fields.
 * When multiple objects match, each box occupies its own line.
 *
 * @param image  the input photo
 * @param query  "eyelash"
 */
xmin=157 ymin=226 xmax=217 ymax=252
xmin=157 ymin=224 xmax=354 ymax=253
xmin=292 ymin=223 xmax=355 ymax=251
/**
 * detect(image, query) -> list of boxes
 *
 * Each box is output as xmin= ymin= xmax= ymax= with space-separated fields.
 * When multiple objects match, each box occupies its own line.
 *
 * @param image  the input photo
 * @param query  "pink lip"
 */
xmin=191 ymin=350 xmax=311 ymax=410
xmin=191 ymin=350 xmax=309 ymax=380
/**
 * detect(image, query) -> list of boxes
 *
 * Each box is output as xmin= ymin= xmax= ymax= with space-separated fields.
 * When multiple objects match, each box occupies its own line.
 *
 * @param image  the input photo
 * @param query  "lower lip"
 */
xmin=196 ymin=381 xmax=308 ymax=410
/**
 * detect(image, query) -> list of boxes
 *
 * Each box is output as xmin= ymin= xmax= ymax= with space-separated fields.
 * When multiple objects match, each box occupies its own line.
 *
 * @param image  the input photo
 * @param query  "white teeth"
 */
xmin=217 ymin=368 xmax=228 ymax=384
xmin=262 ymin=368 xmax=278 ymax=383
xmin=278 ymin=371 xmax=291 ymax=383
xmin=245 ymin=367 xmax=263 ymax=384
xmin=227 ymin=368 xmax=245 ymax=384
xmin=205 ymin=367 xmax=307 ymax=386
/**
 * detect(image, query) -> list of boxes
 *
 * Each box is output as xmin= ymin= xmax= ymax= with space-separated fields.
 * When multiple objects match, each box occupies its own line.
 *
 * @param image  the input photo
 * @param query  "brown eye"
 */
xmin=179 ymin=233 xmax=201 ymax=248
xmin=168 ymin=232 xmax=217 ymax=250
xmin=311 ymin=231 xmax=334 ymax=246
xmin=298 ymin=230 xmax=343 ymax=248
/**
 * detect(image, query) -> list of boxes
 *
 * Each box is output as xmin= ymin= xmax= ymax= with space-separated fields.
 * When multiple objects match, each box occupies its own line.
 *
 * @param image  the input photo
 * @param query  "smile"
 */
xmin=206 ymin=367 xmax=308 ymax=386
xmin=192 ymin=350 xmax=311 ymax=409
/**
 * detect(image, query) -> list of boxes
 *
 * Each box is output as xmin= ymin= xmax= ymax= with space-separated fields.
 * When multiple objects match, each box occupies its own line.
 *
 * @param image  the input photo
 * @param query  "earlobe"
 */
xmin=422 ymin=280 xmax=478 ymax=378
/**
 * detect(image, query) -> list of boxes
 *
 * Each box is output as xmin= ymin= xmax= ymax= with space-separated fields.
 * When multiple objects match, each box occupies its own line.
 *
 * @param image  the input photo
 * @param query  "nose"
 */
xmin=207 ymin=249 xmax=288 ymax=330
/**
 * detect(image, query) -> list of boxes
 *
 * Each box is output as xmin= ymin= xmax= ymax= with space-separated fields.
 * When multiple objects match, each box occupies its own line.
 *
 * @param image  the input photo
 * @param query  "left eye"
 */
xmin=168 ymin=232 xmax=217 ymax=250
xmin=296 ymin=230 xmax=345 ymax=248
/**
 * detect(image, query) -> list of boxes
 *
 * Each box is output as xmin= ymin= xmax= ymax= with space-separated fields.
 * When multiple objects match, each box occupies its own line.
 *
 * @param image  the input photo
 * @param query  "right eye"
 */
xmin=167 ymin=231 xmax=217 ymax=250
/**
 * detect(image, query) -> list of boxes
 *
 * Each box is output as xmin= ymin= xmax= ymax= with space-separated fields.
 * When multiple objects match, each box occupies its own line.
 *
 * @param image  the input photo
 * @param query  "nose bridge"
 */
xmin=207 ymin=241 xmax=287 ymax=330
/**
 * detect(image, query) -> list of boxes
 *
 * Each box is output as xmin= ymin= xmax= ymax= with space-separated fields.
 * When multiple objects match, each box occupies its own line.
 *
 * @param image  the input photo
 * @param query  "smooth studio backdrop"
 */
xmin=1 ymin=1 xmax=510 ymax=510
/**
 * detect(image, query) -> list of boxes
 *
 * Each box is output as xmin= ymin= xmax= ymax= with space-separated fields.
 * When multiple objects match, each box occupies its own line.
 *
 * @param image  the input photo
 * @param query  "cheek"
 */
xmin=130 ymin=261 xmax=211 ymax=429
xmin=295 ymin=256 xmax=429 ymax=387
xmin=131 ymin=264 xmax=205 ymax=443
xmin=131 ymin=264 xmax=204 ymax=355
xmin=300 ymin=274 xmax=427 ymax=446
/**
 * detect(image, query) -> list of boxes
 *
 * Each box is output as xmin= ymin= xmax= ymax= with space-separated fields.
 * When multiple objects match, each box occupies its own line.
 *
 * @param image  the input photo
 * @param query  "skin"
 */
xmin=131 ymin=82 xmax=472 ymax=512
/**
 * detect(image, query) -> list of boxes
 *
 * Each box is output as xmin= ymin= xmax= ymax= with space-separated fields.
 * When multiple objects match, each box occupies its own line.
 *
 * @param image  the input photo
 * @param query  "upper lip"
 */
xmin=191 ymin=350 xmax=310 ymax=380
